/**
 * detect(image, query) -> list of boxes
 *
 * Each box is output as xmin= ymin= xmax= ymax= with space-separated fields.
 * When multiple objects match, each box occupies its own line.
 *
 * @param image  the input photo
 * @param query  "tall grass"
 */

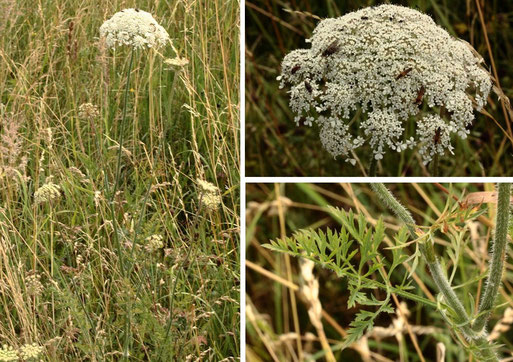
xmin=0 ymin=0 xmax=239 ymax=360
xmin=245 ymin=0 xmax=513 ymax=176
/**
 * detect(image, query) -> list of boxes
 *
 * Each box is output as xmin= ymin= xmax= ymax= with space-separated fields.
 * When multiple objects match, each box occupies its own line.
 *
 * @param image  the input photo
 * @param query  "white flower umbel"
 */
xmin=100 ymin=8 xmax=170 ymax=49
xmin=278 ymin=4 xmax=491 ymax=165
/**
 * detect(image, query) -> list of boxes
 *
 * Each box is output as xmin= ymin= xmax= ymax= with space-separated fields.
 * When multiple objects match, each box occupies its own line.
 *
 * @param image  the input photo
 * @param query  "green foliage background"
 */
xmin=246 ymin=183 xmax=513 ymax=361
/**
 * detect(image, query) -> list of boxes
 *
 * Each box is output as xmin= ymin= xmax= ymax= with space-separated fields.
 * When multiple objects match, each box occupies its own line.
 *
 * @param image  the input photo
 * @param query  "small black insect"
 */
xmin=433 ymin=127 xmax=442 ymax=144
xmin=304 ymin=81 xmax=312 ymax=93
xmin=395 ymin=67 xmax=412 ymax=80
xmin=414 ymin=86 xmax=425 ymax=106
xmin=361 ymin=16 xmax=368 ymax=20
xmin=291 ymin=65 xmax=301 ymax=74
xmin=322 ymin=40 xmax=339 ymax=57
xmin=135 ymin=8 xmax=140 ymax=12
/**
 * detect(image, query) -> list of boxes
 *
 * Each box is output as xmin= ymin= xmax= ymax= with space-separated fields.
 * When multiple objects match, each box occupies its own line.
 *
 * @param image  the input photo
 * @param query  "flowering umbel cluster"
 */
xmin=0 ymin=345 xmax=17 ymax=362
xmin=197 ymin=179 xmax=222 ymax=213
xmin=100 ymin=8 xmax=170 ymax=49
xmin=145 ymin=234 xmax=164 ymax=252
xmin=34 ymin=182 xmax=61 ymax=204
xmin=18 ymin=343 xmax=43 ymax=360
xmin=278 ymin=4 xmax=491 ymax=164
xmin=0 ymin=343 xmax=43 ymax=361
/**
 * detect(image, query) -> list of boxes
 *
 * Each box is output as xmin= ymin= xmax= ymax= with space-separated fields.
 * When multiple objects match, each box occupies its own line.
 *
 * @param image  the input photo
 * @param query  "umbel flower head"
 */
xmin=197 ymin=179 xmax=222 ymax=213
xmin=100 ymin=8 xmax=170 ymax=49
xmin=145 ymin=234 xmax=164 ymax=253
xmin=34 ymin=182 xmax=61 ymax=204
xmin=18 ymin=343 xmax=43 ymax=360
xmin=278 ymin=4 xmax=492 ymax=165
xmin=0 ymin=345 xmax=17 ymax=362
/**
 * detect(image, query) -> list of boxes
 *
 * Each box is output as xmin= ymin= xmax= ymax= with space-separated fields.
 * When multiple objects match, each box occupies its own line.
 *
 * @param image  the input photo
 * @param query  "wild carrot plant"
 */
xmin=247 ymin=183 xmax=512 ymax=361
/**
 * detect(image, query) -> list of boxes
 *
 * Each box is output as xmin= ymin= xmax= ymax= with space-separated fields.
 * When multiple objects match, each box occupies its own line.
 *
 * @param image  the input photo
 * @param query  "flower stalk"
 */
xmin=371 ymin=183 xmax=499 ymax=361
xmin=473 ymin=183 xmax=511 ymax=333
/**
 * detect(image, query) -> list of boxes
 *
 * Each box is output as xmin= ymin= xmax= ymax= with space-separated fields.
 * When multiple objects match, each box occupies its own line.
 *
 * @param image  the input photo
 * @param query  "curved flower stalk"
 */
xmin=278 ymin=5 xmax=491 ymax=172
xmin=371 ymin=183 xmax=504 ymax=361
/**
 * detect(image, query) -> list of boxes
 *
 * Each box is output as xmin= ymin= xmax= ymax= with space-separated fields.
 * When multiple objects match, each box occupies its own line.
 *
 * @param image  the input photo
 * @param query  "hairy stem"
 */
xmin=371 ymin=183 xmax=498 ymax=360
xmin=368 ymin=155 xmax=377 ymax=177
xmin=473 ymin=183 xmax=511 ymax=333
xmin=371 ymin=184 xmax=466 ymax=318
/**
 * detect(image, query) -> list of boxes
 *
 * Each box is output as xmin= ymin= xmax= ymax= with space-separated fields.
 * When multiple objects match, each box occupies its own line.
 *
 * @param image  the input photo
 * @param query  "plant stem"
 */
xmin=106 ymin=49 xmax=134 ymax=362
xmin=111 ymin=49 xmax=134 ymax=210
xmin=368 ymin=155 xmax=377 ymax=176
xmin=371 ymin=183 xmax=498 ymax=360
xmin=473 ymin=183 xmax=511 ymax=333
xmin=432 ymin=153 xmax=439 ymax=176
xmin=371 ymin=184 xmax=467 ymax=317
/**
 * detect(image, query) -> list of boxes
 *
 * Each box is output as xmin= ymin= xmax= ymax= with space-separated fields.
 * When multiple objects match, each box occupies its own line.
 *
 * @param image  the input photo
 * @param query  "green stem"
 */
xmin=371 ymin=184 xmax=467 ymax=318
xmin=371 ymin=183 xmax=498 ymax=361
xmin=368 ymin=155 xmax=377 ymax=176
xmin=106 ymin=49 xmax=134 ymax=362
xmin=111 ymin=49 xmax=134 ymax=207
xmin=473 ymin=183 xmax=511 ymax=333
xmin=432 ymin=153 xmax=439 ymax=176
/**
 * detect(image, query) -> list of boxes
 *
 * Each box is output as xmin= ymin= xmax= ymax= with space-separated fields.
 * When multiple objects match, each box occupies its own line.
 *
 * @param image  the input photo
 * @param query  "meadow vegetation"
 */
xmin=246 ymin=183 xmax=513 ymax=361
xmin=0 ymin=0 xmax=239 ymax=360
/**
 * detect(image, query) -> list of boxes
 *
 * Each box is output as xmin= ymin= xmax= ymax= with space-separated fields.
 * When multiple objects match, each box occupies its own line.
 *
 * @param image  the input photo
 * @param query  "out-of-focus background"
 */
xmin=245 ymin=0 xmax=513 ymax=176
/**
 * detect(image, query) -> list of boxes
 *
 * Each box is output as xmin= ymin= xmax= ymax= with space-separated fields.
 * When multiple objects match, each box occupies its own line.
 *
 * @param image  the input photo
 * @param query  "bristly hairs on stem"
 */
xmin=370 ymin=183 xmax=498 ymax=360
xmin=473 ymin=183 xmax=511 ymax=333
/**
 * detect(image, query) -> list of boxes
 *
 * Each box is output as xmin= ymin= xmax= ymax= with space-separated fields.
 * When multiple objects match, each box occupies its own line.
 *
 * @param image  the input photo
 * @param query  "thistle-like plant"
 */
xmin=264 ymin=183 xmax=511 ymax=361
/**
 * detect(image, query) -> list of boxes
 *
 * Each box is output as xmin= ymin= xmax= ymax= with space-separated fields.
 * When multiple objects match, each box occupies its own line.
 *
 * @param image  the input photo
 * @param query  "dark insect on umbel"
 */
xmin=433 ymin=127 xmax=442 ymax=144
xmin=304 ymin=81 xmax=312 ymax=93
xmin=291 ymin=65 xmax=301 ymax=74
xmin=396 ymin=67 xmax=412 ymax=80
xmin=322 ymin=40 xmax=339 ymax=57
xmin=361 ymin=16 xmax=368 ymax=20
xmin=135 ymin=8 xmax=140 ymax=12
xmin=414 ymin=86 xmax=425 ymax=106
